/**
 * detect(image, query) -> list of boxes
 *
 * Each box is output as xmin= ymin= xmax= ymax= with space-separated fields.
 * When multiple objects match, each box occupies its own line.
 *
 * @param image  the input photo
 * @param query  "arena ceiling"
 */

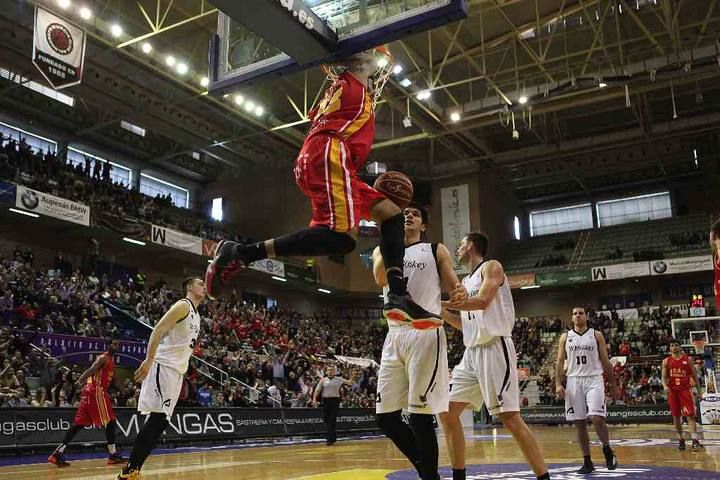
xmin=1 ymin=0 xmax=720 ymax=201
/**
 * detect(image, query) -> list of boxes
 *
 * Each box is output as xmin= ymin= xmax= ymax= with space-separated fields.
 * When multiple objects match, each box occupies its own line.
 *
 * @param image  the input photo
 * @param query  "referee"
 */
xmin=313 ymin=364 xmax=353 ymax=445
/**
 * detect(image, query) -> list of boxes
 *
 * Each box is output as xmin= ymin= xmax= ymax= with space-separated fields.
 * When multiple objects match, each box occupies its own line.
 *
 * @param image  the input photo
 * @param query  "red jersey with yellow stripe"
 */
xmin=307 ymin=71 xmax=375 ymax=169
xmin=86 ymin=351 xmax=114 ymax=390
xmin=667 ymin=354 xmax=693 ymax=391
xmin=75 ymin=351 xmax=116 ymax=427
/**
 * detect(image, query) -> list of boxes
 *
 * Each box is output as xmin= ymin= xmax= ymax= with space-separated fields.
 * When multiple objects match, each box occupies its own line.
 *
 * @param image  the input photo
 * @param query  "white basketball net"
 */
xmin=321 ymin=47 xmax=394 ymax=109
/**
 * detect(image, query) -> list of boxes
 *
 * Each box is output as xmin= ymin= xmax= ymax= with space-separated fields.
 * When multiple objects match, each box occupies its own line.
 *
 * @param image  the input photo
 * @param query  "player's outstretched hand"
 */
xmin=555 ymin=385 xmax=565 ymax=400
xmin=134 ymin=358 xmax=153 ymax=383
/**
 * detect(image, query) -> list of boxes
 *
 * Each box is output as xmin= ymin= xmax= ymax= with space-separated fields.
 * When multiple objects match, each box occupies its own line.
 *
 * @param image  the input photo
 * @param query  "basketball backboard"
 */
xmin=208 ymin=0 xmax=467 ymax=93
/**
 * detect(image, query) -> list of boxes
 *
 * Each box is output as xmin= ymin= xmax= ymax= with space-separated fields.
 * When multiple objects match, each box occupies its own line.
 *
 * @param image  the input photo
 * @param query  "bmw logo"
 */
xmin=652 ymin=260 xmax=667 ymax=274
xmin=21 ymin=190 xmax=39 ymax=210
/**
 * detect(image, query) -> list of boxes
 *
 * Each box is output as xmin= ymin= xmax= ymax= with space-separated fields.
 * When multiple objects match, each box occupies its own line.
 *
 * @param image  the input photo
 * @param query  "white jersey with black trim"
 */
xmin=565 ymin=328 xmax=603 ymax=377
xmin=383 ymin=242 xmax=442 ymax=328
xmin=460 ymin=261 xmax=515 ymax=347
xmin=153 ymin=298 xmax=201 ymax=374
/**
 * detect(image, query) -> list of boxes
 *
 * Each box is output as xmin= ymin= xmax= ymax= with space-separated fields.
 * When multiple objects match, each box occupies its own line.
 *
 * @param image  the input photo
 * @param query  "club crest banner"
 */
xmin=33 ymin=6 xmax=87 ymax=89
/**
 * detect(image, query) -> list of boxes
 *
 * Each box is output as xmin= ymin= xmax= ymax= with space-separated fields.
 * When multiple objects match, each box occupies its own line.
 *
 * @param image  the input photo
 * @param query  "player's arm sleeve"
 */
xmin=555 ymin=333 xmax=567 ymax=385
xmin=456 ymin=261 xmax=503 ymax=311
xmin=146 ymin=300 xmax=191 ymax=360
xmin=372 ymin=246 xmax=387 ymax=287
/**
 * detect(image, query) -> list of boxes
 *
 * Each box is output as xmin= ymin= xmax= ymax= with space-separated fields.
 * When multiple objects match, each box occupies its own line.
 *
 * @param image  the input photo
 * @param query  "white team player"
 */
xmin=441 ymin=232 xmax=549 ymax=480
xmin=372 ymin=203 xmax=464 ymax=480
xmin=555 ymin=306 xmax=619 ymax=474
xmin=116 ymin=277 xmax=205 ymax=480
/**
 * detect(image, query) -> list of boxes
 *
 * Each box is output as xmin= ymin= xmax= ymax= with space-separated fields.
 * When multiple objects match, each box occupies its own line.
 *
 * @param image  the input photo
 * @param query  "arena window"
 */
xmin=596 ymin=191 xmax=671 ymax=227
xmin=67 ymin=147 xmax=132 ymax=187
xmin=513 ymin=216 xmax=521 ymax=240
xmin=529 ymin=203 xmax=593 ymax=237
xmin=140 ymin=173 xmax=190 ymax=208
xmin=0 ymin=67 xmax=75 ymax=107
xmin=120 ymin=120 xmax=146 ymax=137
xmin=0 ymin=121 xmax=57 ymax=154
xmin=211 ymin=197 xmax=223 ymax=221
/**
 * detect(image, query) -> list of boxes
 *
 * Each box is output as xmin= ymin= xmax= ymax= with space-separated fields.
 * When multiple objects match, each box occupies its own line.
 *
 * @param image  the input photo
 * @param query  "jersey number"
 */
xmin=190 ymin=338 xmax=197 ymax=349
xmin=575 ymin=356 xmax=588 ymax=365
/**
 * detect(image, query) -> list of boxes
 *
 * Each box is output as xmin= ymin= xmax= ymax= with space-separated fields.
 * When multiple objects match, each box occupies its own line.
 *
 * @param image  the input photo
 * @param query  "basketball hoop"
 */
xmin=692 ymin=338 xmax=706 ymax=355
xmin=321 ymin=45 xmax=394 ymax=108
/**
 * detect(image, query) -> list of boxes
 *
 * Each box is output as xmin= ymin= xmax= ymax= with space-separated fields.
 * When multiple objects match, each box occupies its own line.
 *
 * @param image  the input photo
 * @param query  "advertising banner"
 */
xmin=33 ymin=6 xmax=87 ymax=89
xmin=518 ymin=404 xmax=672 ymax=425
xmin=700 ymin=393 xmax=720 ymax=425
xmin=151 ymin=225 xmax=203 ymax=255
xmin=0 ymin=407 xmax=378 ymax=448
xmin=650 ymin=256 xmax=714 ymax=276
xmin=249 ymin=258 xmax=285 ymax=277
xmin=507 ymin=273 xmax=536 ymax=289
xmin=536 ymin=269 xmax=590 ymax=287
xmin=441 ymin=184 xmax=470 ymax=274
xmin=15 ymin=185 xmax=90 ymax=225
xmin=202 ymin=239 xmax=218 ymax=257
xmin=591 ymin=262 xmax=650 ymax=281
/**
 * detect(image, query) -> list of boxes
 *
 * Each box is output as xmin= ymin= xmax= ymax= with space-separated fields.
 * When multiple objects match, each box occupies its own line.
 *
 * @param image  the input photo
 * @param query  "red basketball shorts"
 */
xmin=668 ymin=388 xmax=695 ymax=417
xmin=74 ymin=387 xmax=116 ymax=427
xmin=294 ymin=134 xmax=385 ymax=233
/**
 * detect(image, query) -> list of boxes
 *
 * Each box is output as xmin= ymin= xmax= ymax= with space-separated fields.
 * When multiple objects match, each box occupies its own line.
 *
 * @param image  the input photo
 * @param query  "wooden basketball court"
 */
xmin=2 ymin=425 xmax=718 ymax=479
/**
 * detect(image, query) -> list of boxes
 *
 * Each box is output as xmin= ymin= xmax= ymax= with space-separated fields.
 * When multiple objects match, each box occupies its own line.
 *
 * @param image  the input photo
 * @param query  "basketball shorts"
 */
xmin=449 ymin=337 xmax=519 ymax=415
xmin=376 ymin=326 xmax=449 ymax=415
xmin=565 ymin=375 xmax=606 ymax=421
xmin=294 ymin=134 xmax=385 ymax=233
xmin=74 ymin=386 xmax=115 ymax=427
xmin=138 ymin=361 xmax=184 ymax=420
xmin=668 ymin=388 xmax=695 ymax=417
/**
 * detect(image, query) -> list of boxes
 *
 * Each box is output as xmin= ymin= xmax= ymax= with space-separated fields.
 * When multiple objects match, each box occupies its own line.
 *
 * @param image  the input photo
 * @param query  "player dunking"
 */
xmin=116 ymin=277 xmax=204 ymax=480
xmin=48 ymin=340 xmax=126 ymax=467
xmin=441 ymin=233 xmax=550 ymax=480
xmin=663 ymin=339 xmax=704 ymax=451
xmin=372 ymin=204 xmax=464 ymax=480
xmin=555 ymin=307 xmax=619 ymax=474
xmin=205 ymin=47 xmax=439 ymax=327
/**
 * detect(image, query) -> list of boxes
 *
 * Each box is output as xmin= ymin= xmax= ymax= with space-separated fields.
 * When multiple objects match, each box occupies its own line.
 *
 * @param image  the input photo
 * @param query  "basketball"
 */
xmin=373 ymin=171 xmax=413 ymax=208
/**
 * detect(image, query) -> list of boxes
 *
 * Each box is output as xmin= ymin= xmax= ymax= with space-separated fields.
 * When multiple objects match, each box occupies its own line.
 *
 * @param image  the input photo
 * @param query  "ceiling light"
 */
xmin=272 ymin=276 xmax=287 ymax=282
xmin=123 ymin=237 xmax=146 ymax=246
xmin=9 ymin=208 xmax=39 ymax=218
xmin=392 ymin=64 xmax=403 ymax=75
xmin=254 ymin=106 xmax=264 ymax=116
xmin=200 ymin=77 xmax=209 ymax=87
xmin=520 ymin=285 xmax=540 ymax=290
xmin=165 ymin=55 xmax=176 ymax=67
xmin=79 ymin=6 xmax=92 ymax=20
xmin=57 ymin=0 xmax=71 ymax=9
xmin=378 ymin=294 xmax=384 ymax=298
xmin=317 ymin=288 xmax=332 ymax=294
xmin=234 ymin=94 xmax=244 ymax=105
xmin=518 ymin=96 xmax=528 ymax=104
xmin=176 ymin=62 xmax=188 ymax=75
xmin=110 ymin=24 xmax=123 ymax=38
xmin=399 ymin=78 xmax=412 ymax=87
xmin=416 ymin=90 xmax=431 ymax=100
xmin=599 ymin=82 xmax=608 ymax=88
xmin=450 ymin=112 xmax=461 ymax=122
xmin=141 ymin=42 xmax=152 ymax=54
xmin=244 ymin=101 xmax=255 ymax=112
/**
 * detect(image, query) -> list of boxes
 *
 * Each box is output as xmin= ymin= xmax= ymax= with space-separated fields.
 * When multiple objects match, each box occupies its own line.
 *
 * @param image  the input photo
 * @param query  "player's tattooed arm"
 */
xmin=555 ymin=333 xmax=568 ymax=399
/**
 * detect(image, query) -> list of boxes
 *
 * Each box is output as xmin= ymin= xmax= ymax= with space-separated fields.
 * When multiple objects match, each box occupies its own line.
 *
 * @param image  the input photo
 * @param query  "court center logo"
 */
xmin=387 ymin=464 xmax=717 ymax=480
xmin=46 ymin=23 xmax=74 ymax=55
xmin=20 ymin=189 xmax=39 ymax=210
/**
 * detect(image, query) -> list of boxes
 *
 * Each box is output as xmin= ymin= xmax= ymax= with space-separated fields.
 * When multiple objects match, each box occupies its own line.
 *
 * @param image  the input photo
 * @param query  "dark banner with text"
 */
xmin=516 ymin=404 xmax=673 ymax=425
xmin=0 ymin=407 xmax=378 ymax=448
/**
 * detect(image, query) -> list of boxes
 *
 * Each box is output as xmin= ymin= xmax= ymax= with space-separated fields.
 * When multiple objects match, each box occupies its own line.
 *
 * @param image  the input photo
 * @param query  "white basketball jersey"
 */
xmin=154 ymin=298 xmax=201 ymax=374
xmin=384 ymin=242 xmax=442 ymax=327
xmin=460 ymin=261 xmax=515 ymax=347
xmin=565 ymin=328 xmax=603 ymax=377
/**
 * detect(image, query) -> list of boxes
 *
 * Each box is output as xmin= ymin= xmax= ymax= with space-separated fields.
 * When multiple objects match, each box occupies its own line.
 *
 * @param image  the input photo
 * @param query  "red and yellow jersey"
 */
xmin=714 ymin=252 xmax=720 ymax=310
xmin=307 ymin=71 xmax=375 ymax=169
xmin=86 ymin=351 xmax=114 ymax=390
xmin=667 ymin=355 xmax=693 ymax=391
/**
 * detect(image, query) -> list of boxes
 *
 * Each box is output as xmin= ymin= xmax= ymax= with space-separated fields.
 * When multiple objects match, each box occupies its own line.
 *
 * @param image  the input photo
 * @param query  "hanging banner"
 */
xmin=507 ymin=273 xmax=536 ymax=289
xmin=249 ymin=258 xmax=285 ymax=278
xmin=591 ymin=261 xmax=650 ymax=281
xmin=650 ymin=256 xmax=714 ymax=276
xmin=441 ymin=184 xmax=470 ymax=274
xmin=536 ymin=269 xmax=590 ymax=287
xmin=202 ymin=239 xmax=218 ymax=258
xmin=32 ymin=6 xmax=87 ymax=89
xmin=16 ymin=185 xmax=90 ymax=225
xmin=151 ymin=225 xmax=202 ymax=255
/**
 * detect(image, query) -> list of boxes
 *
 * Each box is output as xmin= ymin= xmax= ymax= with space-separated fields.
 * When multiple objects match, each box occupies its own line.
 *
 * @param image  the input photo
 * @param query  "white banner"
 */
xmin=441 ymin=184 xmax=470 ymax=274
xmin=16 ymin=185 xmax=89 ymax=225
xmin=249 ymin=259 xmax=285 ymax=278
xmin=650 ymin=256 xmax=713 ymax=276
xmin=591 ymin=261 xmax=650 ymax=281
xmin=33 ymin=6 xmax=86 ymax=89
xmin=701 ymin=394 xmax=720 ymax=426
xmin=335 ymin=355 xmax=379 ymax=369
xmin=151 ymin=225 xmax=202 ymax=255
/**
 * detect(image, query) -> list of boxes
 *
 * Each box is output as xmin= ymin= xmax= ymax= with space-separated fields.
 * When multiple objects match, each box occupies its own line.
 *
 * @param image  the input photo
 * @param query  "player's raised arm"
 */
xmin=134 ymin=300 xmax=190 ymax=383
xmin=555 ymin=333 xmax=568 ymax=399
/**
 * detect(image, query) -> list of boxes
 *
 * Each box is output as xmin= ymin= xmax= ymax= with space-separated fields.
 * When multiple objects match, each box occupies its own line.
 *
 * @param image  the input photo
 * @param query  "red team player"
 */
xmin=662 ymin=339 xmax=704 ymax=451
xmin=48 ymin=340 xmax=126 ymax=467
xmin=711 ymin=220 xmax=720 ymax=312
xmin=206 ymin=47 xmax=441 ymax=326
